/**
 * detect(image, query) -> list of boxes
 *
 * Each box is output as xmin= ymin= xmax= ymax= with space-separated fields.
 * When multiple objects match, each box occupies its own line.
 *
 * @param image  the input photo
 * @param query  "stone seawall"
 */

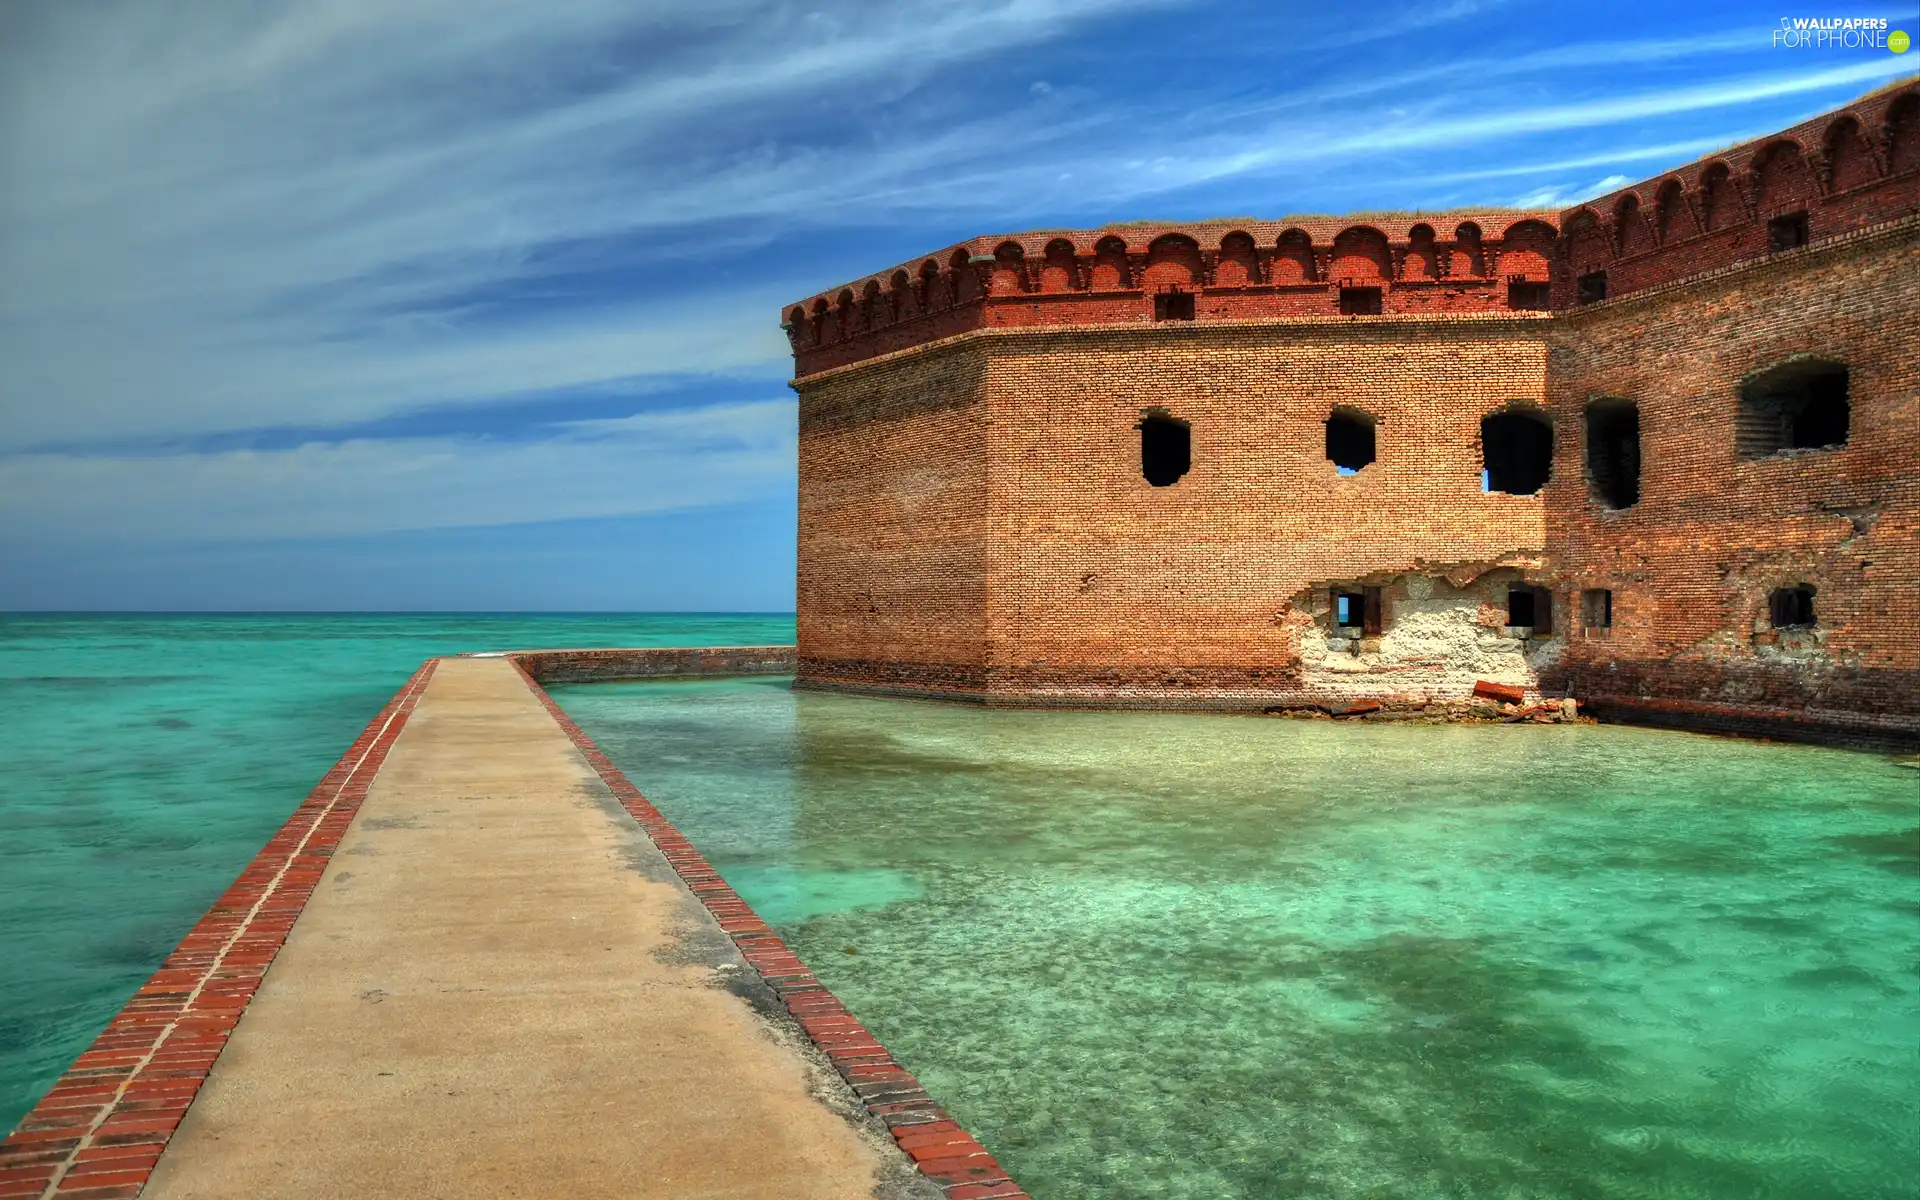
xmin=507 ymin=645 xmax=797 ymax=684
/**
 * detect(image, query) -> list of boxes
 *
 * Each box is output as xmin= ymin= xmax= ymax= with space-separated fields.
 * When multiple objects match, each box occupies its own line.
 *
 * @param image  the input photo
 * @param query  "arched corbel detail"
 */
xmin=1679 ymin=187 xmax=1705 ymax=238
xmin=1876 ymin=105 xmax=1906 ymax=172
xmin=1802 ymin=147 xmax=1834 ymax=197
xmin=1739 ymin=165 xmax=1765 ymax=221
xmin=1861 ymin=122 xmax=1889 ymax=177
xmin=1610 ymin=195 xmax=1643 ymax=257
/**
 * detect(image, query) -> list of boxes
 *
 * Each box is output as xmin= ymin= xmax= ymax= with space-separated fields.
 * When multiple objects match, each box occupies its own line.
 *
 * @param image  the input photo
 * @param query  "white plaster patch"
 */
xmin=1297 ymin=569 xmax=1559 ymax=701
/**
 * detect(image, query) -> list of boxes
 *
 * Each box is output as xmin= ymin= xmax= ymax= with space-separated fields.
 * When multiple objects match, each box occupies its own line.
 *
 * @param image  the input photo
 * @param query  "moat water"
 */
xmin=0 ymin=613 xmax=795 ymax=1134
xmin=557 ymin=676 xmax=1920 ymax=1200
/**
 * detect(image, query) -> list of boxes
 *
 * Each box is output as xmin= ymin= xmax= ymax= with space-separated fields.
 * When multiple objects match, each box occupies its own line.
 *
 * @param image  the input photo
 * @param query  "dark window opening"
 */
xmin=1326 ymin=410 xmax=1377 ymax=474
xmin=1581 ymin=588 xmax=1613 ymax=628
xmin=1769 ymin=585 xmax=1815 ymax=629
xmin=1481 ymin=409 xmax=1554 ymax=495
xmin=1339 ymin=286 xmax=1382 ymax=315
xmin=1768 ymin=211 xmax=1810 ymax=252
xmin=1577 ymin=271 xmax=1608 ymax=304
xmin=1138 ymin=411 xmax=1191 ymax=487
xmin=1153 ymin=289 xmax=1195 ymax=321
xmin=1508 ymin=585 xmax=1553 ymax=632
xmin=1333 ymin=587 xmax=1383 ymax=635
xmin=1584 ymin=398 xmax=1641 ymax=510
xmin=1507 ymin=587 xmax=1535 ymax=628
xmin=1335 ymin=591 xmax=1364 ymax=629
xmin=1508 ymin=281 xmax=1551 ymax=310
xmin=1736 ymin=360 xmax=1849 ymax=459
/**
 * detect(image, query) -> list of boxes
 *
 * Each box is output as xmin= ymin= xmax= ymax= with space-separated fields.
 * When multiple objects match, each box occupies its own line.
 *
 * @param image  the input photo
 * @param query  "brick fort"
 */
xmin=781 ymin=80 xmax=1920 ymax=751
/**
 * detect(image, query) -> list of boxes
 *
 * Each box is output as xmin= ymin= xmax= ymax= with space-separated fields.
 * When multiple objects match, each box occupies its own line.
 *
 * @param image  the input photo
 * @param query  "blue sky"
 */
xmin=0 ymin=0 xmax=1913 ymax=611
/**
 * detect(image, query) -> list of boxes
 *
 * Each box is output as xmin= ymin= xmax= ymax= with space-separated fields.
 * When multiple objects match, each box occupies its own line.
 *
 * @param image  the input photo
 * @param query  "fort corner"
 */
xmin=783 ymin=80 xmax=1920 ymax=749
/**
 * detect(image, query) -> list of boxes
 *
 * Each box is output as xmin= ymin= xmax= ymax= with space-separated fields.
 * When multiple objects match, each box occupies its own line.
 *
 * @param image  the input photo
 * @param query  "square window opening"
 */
xmin=1584 ymin=399 xmax=1641 ymax=510
xmin=1137 ymin=410 xmax=1191 ymax=486
xmin=1153 ymin=290 xmax=1195 ymax=321
xmin=1576 ymin=271 xmax=1608 ymax=304
xmin=1326 ymin=410 xmax=1377 ymax=473
xmin=1737 ymin=360 xmax=1849 ymax=458
xmin=1507 ymin=280 xmax=1550 ymax=311
xmin=1338 ymin=286 xmax=1382 ymax=316
xmin=1333 ymin=588 xmax=1383 ymax=635
xmin=1581 ymin=588 xmax=1613 ymax=629
xmin=1482 ymin=408 xmax=1554 ymax=495
xmin=1769 ymin=586 xmax=1816 ymax=629
xmin=1768 ymin=212 xmax=1810 ymax=252
xmin=1507 ymin=586 xmax=1537 ymax=628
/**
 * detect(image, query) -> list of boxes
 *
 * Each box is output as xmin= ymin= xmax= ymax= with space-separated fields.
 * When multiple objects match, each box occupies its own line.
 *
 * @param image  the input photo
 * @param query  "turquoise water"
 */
xmin=558 ymin=677 xmax=1920 ymax=1200
xmin=0 ymin=613 xmax=793 ymax=1134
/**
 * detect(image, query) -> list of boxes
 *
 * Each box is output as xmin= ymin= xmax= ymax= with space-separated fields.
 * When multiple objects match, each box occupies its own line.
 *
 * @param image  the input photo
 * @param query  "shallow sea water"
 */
xmin=0 ymin=613 xmax=793 ymax=1133
xmin=557 ymin=676 xmax=1920 ymax=1200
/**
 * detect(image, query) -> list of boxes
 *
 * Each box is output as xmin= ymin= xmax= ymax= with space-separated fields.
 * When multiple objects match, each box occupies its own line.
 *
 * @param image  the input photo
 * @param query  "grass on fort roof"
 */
xmin=981 ymin=208 xmax=1552 ymax=239
xmin=1575 ymin=74 xmax=1918 ymax=206
xmin=983 ymin=208 xmax=1548 ymax=236
xmin=1092 ymin=207 xmax=1549 ymax=226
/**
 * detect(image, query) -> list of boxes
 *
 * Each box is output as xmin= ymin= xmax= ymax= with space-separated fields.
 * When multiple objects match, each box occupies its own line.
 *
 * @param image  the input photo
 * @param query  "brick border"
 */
xmin=510 ymin=659 xmax=1030 ymax=1200
xmin=0 ymin=661 xmax=438 ymax=1200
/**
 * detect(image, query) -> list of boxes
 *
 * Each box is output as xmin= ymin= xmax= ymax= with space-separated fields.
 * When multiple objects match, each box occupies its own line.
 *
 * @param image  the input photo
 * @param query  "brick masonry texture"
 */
xmin=0 ymin=662 xmax=436 ymax=1200
xmin=1542 ymin=217 xmax=1920 ymax=753
xmin=511 ymin=662 xmax=1032 ymax=1200
xmin=786 ymin=80 xmax=1920 ymax=748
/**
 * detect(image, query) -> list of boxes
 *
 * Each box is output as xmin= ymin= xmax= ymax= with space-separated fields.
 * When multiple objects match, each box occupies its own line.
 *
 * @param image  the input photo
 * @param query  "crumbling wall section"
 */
xmin=1293 ymin=563 xmax=1563 ymax=702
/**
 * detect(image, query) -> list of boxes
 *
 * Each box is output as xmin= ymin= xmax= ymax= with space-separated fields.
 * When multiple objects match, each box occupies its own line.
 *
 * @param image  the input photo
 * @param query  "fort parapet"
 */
xmin=784 ymin=80 xmax=1920 ymax=749
xmin=784 ymin=211 xmax=1562 ymax=376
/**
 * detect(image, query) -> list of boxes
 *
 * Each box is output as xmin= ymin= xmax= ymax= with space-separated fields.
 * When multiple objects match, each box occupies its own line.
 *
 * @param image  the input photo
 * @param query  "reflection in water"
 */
xmin=560 ymin=677 xmax=1920 ymax=1200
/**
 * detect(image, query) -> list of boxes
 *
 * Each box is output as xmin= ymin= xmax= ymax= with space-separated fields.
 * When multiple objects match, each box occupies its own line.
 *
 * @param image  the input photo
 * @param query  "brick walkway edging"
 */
xmin=510 ymin=660 xmax=1032 ymax=1200
xmin=0 ymin=661 xmax=438 ymax=1200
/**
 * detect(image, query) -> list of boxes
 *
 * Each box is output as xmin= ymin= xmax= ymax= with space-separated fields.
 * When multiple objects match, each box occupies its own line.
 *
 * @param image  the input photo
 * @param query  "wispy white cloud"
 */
xmin=0 ymin=0 xmax=1173 ymax=450
xmin=0 ymin=400 xmax=797 ymax=542
xmin=1117 ymin=59 xmax=1914 ymax=196
xmin=0 ymin=0 xmax=1908 ymax=565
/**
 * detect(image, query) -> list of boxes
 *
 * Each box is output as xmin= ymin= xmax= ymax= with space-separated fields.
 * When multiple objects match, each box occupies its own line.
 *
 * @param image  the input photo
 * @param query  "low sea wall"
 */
xmin=506 ymin=645 xmax=796 ymax=684
xmin=505 ymin=644 xmax=1914 ymax=753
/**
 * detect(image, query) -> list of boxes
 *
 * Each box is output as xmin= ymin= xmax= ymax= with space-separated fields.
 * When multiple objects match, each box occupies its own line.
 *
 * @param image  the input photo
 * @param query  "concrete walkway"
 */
xmin=140 ymin=657 xmax=920 ymax=1200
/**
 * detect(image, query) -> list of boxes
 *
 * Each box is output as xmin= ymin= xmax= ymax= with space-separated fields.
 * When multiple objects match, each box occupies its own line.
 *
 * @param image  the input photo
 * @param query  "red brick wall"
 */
xmin=980 ymin=319 xmax=1550 ymax=700
xmin=792 ymin=316 xmax=1560 ymax=706
xmin=1542 ymin=218 xmax=1920 ymax=749
xmin=796 ymin=343 xmax=993 ymax=696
